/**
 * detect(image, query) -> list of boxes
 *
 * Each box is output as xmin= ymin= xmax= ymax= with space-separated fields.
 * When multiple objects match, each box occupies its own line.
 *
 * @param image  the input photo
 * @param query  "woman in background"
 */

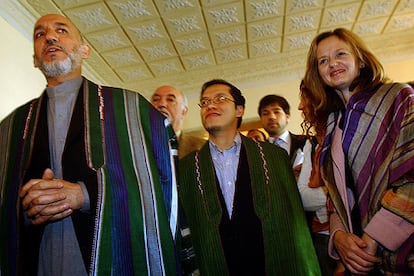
xmin=297 ymin=81 xmax=340 ymax=276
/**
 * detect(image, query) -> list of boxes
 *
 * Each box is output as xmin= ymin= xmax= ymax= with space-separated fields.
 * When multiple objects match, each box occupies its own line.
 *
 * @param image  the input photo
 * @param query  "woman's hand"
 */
xmin=333 ymin=230 xmax=381 ymax=274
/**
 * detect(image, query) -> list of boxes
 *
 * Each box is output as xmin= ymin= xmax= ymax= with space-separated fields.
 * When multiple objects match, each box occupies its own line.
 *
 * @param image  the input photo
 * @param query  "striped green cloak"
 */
xmin=179 ymin=135 xmax=321 ymax=275
xmin=0 ymin=78 xmax=179 ymax=275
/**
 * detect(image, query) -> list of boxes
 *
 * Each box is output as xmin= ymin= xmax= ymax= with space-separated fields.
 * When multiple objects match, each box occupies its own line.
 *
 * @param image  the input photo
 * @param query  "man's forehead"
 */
xmin=201 ymin=91 xmax=230 ymax=101
xmin=153 ymin=87 xmax=182 ymax=99
xmin=152 ymin=91 xmax=178 ymax=98
xmin=34 ymin=14 xmax=77 ymax=32
xmin=202 ymin=84 xmax=230 ymax=95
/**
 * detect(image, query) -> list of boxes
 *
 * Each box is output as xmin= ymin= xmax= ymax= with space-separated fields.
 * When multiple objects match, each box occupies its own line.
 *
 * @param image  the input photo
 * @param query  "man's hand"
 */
xmin=19 ymin=168 xmax=84 ymax=225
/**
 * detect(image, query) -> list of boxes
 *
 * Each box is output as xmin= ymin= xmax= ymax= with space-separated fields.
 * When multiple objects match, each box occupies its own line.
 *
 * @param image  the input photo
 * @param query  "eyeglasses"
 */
xmin=198 ymin=95 xmax=235 ymax=108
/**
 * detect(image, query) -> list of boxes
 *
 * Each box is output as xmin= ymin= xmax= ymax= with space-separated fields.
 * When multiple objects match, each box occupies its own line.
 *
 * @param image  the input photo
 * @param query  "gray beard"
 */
xmin=36 ymin=50 xmax=82 ymax=78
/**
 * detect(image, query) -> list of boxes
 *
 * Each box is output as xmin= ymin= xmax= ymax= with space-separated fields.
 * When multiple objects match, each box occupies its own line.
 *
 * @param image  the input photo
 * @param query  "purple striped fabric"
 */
xmin=322 ymin=82 xmax=414 ymax=273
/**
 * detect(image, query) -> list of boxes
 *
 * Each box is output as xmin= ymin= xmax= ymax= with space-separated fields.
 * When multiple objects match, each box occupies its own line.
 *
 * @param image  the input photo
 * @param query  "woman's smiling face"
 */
xmin=316 ymin=35 xmax=361 ymax=93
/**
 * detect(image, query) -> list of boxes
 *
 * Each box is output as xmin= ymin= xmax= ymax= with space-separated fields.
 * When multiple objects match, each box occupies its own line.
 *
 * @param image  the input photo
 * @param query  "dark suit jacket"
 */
xmin=289 ymin=132 xmax=307 ymax=161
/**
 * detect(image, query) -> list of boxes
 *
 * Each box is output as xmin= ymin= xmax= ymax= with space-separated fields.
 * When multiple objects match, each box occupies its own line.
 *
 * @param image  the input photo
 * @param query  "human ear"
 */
xmin=181 ymin=105 xmax=188 ymax=116
xmin=236 ymin=105 xmax=244 ymax=117
xmin=80 ymin=43 xmax=91 ymax=59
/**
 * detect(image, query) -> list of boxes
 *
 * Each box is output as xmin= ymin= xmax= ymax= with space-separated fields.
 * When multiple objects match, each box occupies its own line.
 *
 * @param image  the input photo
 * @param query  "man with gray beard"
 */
xmin=0 ymin=14 xmax=183 ymax=275
xmin=34 ymin=42 xmax=82 ymax=78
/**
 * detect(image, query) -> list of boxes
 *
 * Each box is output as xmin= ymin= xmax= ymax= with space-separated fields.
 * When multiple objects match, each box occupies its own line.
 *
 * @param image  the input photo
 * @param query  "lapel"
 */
xmin=322 ymin=112 xmax=352 ymax=232
xmin=63 ymin=85 xmax=84 ymax=156
xmin=241 ymin=136 xmax=270 ymax=219
xmin=289 ymin=132 xmax=297 ymax=157
xmin=289 ymin=132 xmax=305 ymax=160
xmin=195 ymin=136 xmax=271 ymax=225
xmin=22 ymin=93 xmax=50 ymax=182
xmin=82 ymin=79 xmax=105 ymax=170
xmin=196 ymin=143 xmax=223 ymax=225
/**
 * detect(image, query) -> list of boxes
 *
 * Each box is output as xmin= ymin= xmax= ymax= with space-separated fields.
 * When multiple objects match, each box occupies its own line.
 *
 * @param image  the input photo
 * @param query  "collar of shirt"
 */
xmin=46 ymin=76 xmax=83 ymax=99
xmin=46 ymin=76 xmax=83 ymax=178
xmin=209 ymin=132 xmax=242 ymax=155
xmin=269 ymin=130 xmax=290 ymax=153
xmin=175 ymin=129 xmax=182 ymax=139
xmin=268 ymin=130 xmax=290 ymax=145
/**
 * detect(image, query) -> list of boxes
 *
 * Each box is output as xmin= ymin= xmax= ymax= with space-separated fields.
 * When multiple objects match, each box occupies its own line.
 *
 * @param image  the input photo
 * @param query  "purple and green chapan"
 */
xmin=0 ymin=78 xmax=180 ymax=275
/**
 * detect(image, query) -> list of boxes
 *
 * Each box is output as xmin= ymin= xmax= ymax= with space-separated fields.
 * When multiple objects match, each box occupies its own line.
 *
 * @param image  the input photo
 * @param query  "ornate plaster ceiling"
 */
xmin=2 ymin=0 xmax=414 ymax=102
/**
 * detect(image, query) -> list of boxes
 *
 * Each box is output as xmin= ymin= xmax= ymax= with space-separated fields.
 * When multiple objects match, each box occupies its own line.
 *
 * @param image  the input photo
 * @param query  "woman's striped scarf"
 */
xmin=321 ymin=82 xmax=414 ymax=273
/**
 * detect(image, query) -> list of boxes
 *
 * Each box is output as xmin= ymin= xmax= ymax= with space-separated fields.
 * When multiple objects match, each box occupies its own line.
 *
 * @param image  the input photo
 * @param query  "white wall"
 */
xmin=384 ymin=59 xmax=414 ymax=82
xmin=0 ymin=15 xmax=45 ymax=121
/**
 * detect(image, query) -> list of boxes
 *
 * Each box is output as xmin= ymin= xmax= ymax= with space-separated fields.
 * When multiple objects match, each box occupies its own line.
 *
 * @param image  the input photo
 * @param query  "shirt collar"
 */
xmin=269 ymin=130 xmax=289 ymax=144
xmin=209 ymin=132 xmax=242 ymax=154
xmin=46 ymin=76 xmax=83 ymax=99
xmin=175 ymin=130 xmax=182 ymax=139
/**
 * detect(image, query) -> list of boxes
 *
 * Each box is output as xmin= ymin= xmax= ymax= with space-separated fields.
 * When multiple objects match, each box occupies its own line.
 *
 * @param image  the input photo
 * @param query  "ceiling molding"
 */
xmin=3 ymin=0 xmax=414 ymax=99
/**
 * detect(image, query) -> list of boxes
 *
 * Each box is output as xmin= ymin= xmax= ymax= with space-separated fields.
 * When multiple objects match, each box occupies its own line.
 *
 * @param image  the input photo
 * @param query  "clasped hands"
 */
xmin=19 ymin=168 xmax=84 ymax=225
xmin=333 ymin=230 xmax=381 ymax=275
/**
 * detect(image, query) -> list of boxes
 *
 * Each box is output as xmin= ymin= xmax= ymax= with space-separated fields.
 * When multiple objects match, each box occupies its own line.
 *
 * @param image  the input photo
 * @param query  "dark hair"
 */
xmin=299 ymin=80 xmax=314 ymax=137
xmin=200 ymin=79 xmax=245 ymax=127
xmin=299 ymin=80 xmax=343 ymax=140
xmin=258 ymin=94 xmax=290 ymax=116
xmin=201 ymin=79 xmax=245 ymax=107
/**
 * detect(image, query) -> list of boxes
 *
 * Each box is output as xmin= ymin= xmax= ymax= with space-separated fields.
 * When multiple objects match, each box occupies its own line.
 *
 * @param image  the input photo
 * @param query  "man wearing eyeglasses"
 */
xmin=178 ymin=79 xmax=321 ymax=275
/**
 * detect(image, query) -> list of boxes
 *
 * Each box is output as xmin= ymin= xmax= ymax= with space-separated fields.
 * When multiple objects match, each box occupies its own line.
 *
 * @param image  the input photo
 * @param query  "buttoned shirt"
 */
xmin=209 ymin=133 xmax=242 ymax=218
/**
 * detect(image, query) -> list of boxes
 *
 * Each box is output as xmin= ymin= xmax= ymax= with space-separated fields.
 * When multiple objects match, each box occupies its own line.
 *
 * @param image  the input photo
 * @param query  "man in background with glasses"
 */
xmin=178 ymin=79 xmax=321 ymax=275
